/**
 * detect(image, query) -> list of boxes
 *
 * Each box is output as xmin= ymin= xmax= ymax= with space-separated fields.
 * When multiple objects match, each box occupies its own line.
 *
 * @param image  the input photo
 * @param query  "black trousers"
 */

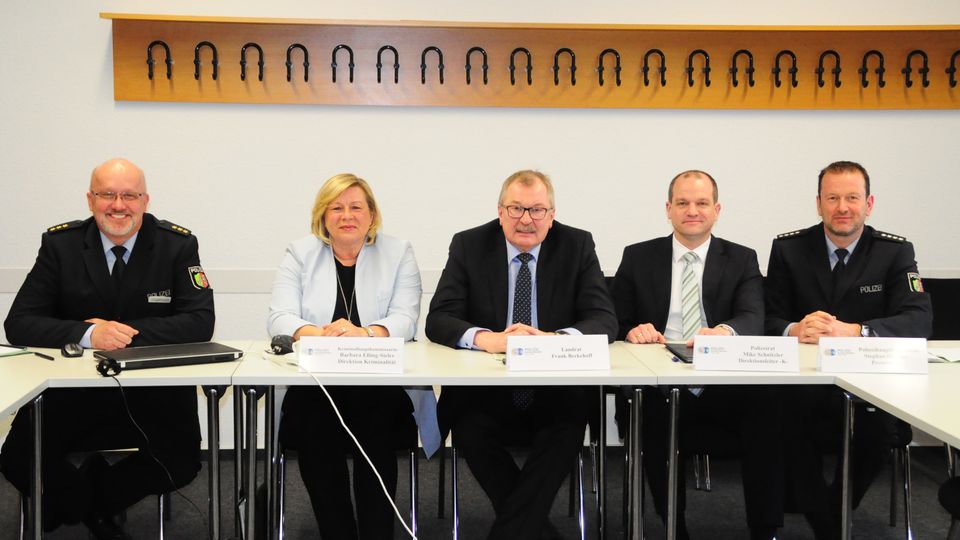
xmin=280 ymin=386 xmax=414 ymax=540
xmin=0 ymin=387 xmax=201 ymax=531
xmin=782 ymin=385 xmax=899 ymax=514
xmin=450 ymin=386 xmax=589 ymax=540
xmin=641 ymin=385 xmax=785 ymax=537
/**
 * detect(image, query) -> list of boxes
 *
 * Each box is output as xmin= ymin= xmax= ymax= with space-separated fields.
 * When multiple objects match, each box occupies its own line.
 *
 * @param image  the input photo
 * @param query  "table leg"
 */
xmin=204 ymin=387 xmax=221 ymax=540
xmin=264 ymin=387 xmax=275 ymax=540
xmin=629 ymin=387 xmax=643 ymax=540
xmin=841 ymin=392 xmax=854 ymax=540
xmin=245 ymin=387 xmax=259 ymax=540
xmin=234 ymin=388 xmax=243 ymax=539
xmin=30 ymin=394 xmax=43 ymax=540
xmin=667 ymin=388 xmax=680 ymax=540
xmin=597 ymin=388 xmax=606 ymax=540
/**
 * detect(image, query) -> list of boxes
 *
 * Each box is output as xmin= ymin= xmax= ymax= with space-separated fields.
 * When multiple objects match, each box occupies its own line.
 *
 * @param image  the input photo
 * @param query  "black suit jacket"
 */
xmin=612 ymin=235 xmax=764 ymax=340
xmin=426 ymin=219 xmax=617 ymax=436
xmin=764 ymin=223 xmax=932 ymax=338
xmin=4 ymin=213 xmax=215 ymax=347
xmin=425 ymin=219 xmax=617 ymax=344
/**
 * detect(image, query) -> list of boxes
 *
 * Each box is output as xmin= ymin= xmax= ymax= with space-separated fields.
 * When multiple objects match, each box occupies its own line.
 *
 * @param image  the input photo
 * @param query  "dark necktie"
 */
xmin=831 ymin=248 xmax=848 ymax=297
xmin=111 ymin=245 xmax=127 ymax=284
xmin=512 ymin=252 xmax=535 ymax=410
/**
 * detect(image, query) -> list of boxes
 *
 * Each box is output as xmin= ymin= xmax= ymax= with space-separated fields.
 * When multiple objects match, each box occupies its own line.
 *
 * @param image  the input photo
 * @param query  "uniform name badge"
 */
xmin=297 ymin=337 xmax=404 ymax=373
xmin=506 ymin=335 xmax=610 ymax=371
xmin=818 ymin=337 xmax=928 ymax=374
xmin=692 ymin=335 xmax=800 ymax=372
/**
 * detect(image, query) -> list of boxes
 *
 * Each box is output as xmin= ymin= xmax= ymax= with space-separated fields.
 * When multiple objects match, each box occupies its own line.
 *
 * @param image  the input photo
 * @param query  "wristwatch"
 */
xmin=860 ymin=324 xmax=872 ymax=337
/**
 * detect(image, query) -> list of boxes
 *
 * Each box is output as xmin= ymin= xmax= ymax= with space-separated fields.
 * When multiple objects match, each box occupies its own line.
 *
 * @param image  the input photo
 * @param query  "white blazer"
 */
xmin=267 ymin=233 xmax=421 ymax=339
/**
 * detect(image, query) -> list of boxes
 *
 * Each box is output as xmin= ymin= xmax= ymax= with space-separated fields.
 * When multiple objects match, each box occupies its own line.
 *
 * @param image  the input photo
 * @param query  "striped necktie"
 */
xmin=681 ymin=251 xmax=702 ymax=341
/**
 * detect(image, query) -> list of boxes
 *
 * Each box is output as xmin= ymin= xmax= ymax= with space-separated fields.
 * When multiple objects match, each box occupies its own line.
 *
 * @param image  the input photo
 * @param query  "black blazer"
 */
xmin=4 ymin=213 xmax=215 ymax=348
xmin=764 ymin=223 xmax=932 ymax=338
xmin=611 ymin=234 xmax=764 ymax=340
xmin=425 ymin=219 xmax=617 ymax=345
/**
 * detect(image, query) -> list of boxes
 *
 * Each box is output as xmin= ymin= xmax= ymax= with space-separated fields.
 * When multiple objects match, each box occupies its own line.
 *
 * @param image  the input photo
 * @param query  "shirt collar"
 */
xmin=506 ymin=240 xmax=542 ymax=264
xmin=100 ymin=231 xmax=138 ymax=257
xmin=824 ymin=233 xmax=860 ymax=259
xmin=671 ymin=234 xmax=711 ymax=263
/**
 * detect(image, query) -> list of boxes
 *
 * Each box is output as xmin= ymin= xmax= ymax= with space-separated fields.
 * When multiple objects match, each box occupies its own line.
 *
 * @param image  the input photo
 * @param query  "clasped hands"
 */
xmin=295 ymin=319 xmax=380 ymax=339
xmin=789 ymin=311 xmax=861 ymax=343
xmin=625 ymin=323 xmax=731 ymax=346
xmin=473 ymin=323 xmax=555 ymax=353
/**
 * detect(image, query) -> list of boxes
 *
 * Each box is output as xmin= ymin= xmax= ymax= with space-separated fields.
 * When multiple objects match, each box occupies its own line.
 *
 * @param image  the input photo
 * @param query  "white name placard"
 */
xmin=297 ymin=337 xmax=404 ymax=373
xmin=818 ymin=337 xmax=928 ymax=374
xmin=693 ymin=335 xmax=799 ymax=372
xmin=506 ymin=335 xmax=610 ymax=371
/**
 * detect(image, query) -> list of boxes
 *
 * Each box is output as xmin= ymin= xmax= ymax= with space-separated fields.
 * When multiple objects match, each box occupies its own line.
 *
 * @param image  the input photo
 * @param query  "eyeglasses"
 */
xmin=91 ymin=191 xmax=145 ymax=202
xmin=501 ymin=205 xmax=553 ymax=220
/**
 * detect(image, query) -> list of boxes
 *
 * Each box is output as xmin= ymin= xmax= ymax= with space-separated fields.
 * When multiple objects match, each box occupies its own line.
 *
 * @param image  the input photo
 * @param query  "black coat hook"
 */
xmin=510 ymin=47 xmax=532 ymax=86
xmin=286 ymin=44 xmax=309 ymax=82
xmin=377 ymin=45 xmax=399 ymax=84
xmin=421 ymin=46 xmax=444 ymax=85
xmin=947 ymin=50 xmax=960 ymax=88
xmin=816 ymin=50 xmax=841 ymax=88
xmin=194 ymin=41 xmax=218 ymax=81
xmin=466 ymin=47 xmax=488 ymax=85
xmin=553 ymin=48 xmax=576 ymax=86
xmin=730 ymin=49 xmax=755 ymax=88
xmin=772 ymin=50 xmax=798 ymax=88
xmin=686 ymin=49 xmax=711 ymax=87
xmin=598 ymin=48 xmax=622 ymax=87
xmin=331 ymin=44 xmax=355 ymax=83
xmin=642 ymin=49 xmax=666 ymax=87
xmin=146 ymin=40 xmax=172 ymax=81
xmin=240 ymin=42 xmax=264 ymax=82
xmin=858 ymin=50 xmax=885 ymax=88
xmin=903 ymin=50 xmax=930 ymax=88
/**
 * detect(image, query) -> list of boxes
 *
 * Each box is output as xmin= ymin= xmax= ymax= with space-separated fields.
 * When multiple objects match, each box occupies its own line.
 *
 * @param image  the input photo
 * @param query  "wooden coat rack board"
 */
xmin=103 ymin=13 xmax=960 ymax=109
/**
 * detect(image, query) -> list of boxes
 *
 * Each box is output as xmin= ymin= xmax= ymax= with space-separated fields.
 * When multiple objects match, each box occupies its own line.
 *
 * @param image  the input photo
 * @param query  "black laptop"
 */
xmin=664 ymin=342 xmax=694 ymax=364
xmin=93 ymin=342 xmax=243 ymax=370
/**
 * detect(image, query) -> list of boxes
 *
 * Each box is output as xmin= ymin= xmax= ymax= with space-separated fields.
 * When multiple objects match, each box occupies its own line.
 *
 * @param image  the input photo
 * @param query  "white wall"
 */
xmin=1 ymin=0 xmax=959 ymax=346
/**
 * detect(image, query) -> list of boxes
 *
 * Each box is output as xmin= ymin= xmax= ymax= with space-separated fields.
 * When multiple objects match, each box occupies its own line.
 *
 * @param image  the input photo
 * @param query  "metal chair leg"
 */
xmin=703 ymin=454 xmax=712 ymax=492
xmin=158 ymin=494 xmax=165 ymax=540
xmin=694 ymin=454 xmax=703 ymax=490
xmin=902 ymin=446 xmax=913 ymax=540
xmin=451 ymin=446 xmax=460 ymax=540
xmin=578 ymin=449 xmax=586 ymax=540
xmin=410 ymin=449 xmax=419 ymax=537
xmin=438 ymin=446 xmax=446 ymax=518
xmin=18 ymin=494 xmax=26 ymax=540
xmin=890 ymin=448 xmax=900 ymax=526
xmin=278 ymin=450 xmax=286 ymax=540
xmin=947 ymin=443 xmax=956 ymax=480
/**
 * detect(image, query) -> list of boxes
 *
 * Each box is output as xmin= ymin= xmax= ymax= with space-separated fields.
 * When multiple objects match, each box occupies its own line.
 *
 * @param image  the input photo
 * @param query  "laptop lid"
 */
xmin=93 ymin=342 xmax=243 ymax=370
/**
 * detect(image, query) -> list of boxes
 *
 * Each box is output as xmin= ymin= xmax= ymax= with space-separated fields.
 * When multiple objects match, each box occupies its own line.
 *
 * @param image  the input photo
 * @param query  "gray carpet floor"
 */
xmin=0 ymin=446 xmax=954 ymax=539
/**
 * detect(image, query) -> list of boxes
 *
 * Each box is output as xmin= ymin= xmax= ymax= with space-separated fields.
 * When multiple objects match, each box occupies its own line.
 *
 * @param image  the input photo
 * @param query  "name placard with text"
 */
xmin=297 ymin=337 xmax=404 ymax=373
xmin=818 ymin=337 xmax=927 ymax=374
xmin=506 ymin=335 xmax=610 ymax=371
xmin=693 ymin=335 xmax=799 ymax=372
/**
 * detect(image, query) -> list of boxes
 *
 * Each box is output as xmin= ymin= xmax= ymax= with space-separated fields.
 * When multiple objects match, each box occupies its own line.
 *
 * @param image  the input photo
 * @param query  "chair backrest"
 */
xmin=925 ymin=278 xmax=960 ymax=340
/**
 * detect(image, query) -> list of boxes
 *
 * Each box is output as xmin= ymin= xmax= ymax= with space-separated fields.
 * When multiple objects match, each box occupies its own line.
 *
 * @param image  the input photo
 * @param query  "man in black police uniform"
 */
xmin=764 ymin=160 xmax=932 ymax=539
xmin=613 ymin=170 xmax=781 ymax=540
xmin=426 ymin=170 xmax=617 ymax=540
xmin=1 ymin=158 xmax=215 ymax=539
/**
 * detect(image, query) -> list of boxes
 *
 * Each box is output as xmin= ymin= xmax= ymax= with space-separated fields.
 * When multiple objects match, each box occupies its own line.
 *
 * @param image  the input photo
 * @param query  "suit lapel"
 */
xmin=81 ymin=221 xmax=115 ymax=306
xmin=488 ymin=230 xmax=508 ymax=327
xmin=116 ymin=217 xmax=156 ymax=315
xmin=809 ymin=225 xmax=834 ymax=305
xmin=651 ymin=237 xmax=674 ymax=330
xmin=702 ymin=237 xmax=726 ymax=326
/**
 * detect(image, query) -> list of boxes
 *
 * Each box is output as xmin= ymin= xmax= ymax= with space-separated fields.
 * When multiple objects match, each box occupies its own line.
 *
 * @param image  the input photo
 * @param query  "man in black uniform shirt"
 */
xmin=764 ymin=160 xmax=932 ymax=539
xmin=613 ymin=170 xmax=781 ymax=540
xmin=1 ymin=158 xmax=215 ymax=539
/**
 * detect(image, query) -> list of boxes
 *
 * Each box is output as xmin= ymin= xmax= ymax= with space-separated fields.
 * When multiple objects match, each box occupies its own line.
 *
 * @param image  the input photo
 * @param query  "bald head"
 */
xmin=86 ymin=158 xmax=150 ymax=244
xmin=90 ymin=158 xmax=147 ymax=193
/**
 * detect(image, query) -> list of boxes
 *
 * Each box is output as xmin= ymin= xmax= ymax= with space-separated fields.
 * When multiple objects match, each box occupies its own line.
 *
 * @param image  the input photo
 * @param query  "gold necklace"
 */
xmin=335 ymin=263 xmax=356 ymax=323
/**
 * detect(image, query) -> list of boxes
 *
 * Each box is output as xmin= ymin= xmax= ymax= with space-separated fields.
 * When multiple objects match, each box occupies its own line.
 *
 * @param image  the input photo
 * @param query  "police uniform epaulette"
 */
xmin=46 ymin=220 xmax=83 ymax=234
xmin=775 ymin=229 xmax=806 ymax=240
xmin=873 ymin=230 xmax=906 ymax=243
xmin=157 ymin=220 xmax=192 ymax=236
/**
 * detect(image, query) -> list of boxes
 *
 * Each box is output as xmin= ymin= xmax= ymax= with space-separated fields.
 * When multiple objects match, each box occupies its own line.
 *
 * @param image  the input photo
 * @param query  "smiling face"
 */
xmin=324 ymin=185 xmax=374 ymax=251
xmin=498 ymin=177 xmax=555 ymax=252
xmin=817 ymin=170 xmax=874 ymax=247
xmin=666 ymin=172 xmax=720 ymax=249
xmin=86 ymin=158 xmax=149 ymax=245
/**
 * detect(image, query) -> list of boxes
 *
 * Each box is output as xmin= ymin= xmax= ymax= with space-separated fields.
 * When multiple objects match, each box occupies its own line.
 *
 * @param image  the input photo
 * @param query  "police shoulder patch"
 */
xmin=776 ymin=229 xmax=805 ymax=240
xmin=157 ymin=220 xmax=191 ymax=236
xmin=188 ymin=266 xmax=210 ymax=289
xmin=873 ymin=230 xmax=906 ymax=243
xmin=46 ymin=220 xmax=83 ymax=234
